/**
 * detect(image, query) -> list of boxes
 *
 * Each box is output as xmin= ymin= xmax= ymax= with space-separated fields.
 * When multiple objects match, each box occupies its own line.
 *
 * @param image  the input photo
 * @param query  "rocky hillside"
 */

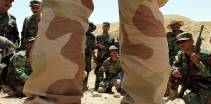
xmin=94 ymin=15 xmax=211 ymax=50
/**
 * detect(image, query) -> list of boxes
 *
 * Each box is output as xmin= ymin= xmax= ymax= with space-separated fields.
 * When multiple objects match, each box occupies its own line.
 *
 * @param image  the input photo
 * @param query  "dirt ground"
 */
xmin=0 ymin=70 xmax=185 ymax=104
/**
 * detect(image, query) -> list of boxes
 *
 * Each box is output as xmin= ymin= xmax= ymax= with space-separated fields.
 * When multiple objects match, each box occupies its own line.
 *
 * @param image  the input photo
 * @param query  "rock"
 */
xmin=92 ymin=92 xmax=102 ymax=97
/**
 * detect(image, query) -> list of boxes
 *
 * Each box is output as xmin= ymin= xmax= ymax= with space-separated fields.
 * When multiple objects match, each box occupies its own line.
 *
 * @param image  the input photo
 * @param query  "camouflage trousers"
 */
xmin=98 ymin=72 xmax=124 ymax=93
xmin=94 ymin=57 xmax=107 ymax=90
xmin=23 ymin=0 xmax=170 ymax=104
xmin=183 ymin=89 xmax=211 ymax=104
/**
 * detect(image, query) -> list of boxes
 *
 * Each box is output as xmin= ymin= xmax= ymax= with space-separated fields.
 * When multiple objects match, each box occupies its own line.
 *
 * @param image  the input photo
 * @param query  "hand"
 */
xmin=172 ymin=70 xmax=182 ymax=78
xmin=99 ymin=44 xmax=105 ymax=49
xmin=191 ymin=53 xmax=200 ymax=65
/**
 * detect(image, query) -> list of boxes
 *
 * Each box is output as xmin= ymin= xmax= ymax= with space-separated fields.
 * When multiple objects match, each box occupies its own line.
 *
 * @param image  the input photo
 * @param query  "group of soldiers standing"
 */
xmin=165 ymin=20 xmax=211 ymax=104
xmin=84 ymin=22 xmax=124 ymax=97
xmin=0 ymin=0 xmax=41 ymax=97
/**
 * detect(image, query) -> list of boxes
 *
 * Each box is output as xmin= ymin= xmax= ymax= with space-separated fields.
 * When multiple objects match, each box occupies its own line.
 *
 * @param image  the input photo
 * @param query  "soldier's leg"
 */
xmin=23 ymin=0 xmax=93 ymax=104
xmin=15 ymin=85 xmax=25 ymax=97
xmin=83 ymin=55 xmax=92 ymax=87
xmin=167 ymin=83 xmax=178 ymax=100
xmin=119 ymin=0 xmax=170 ymax=104
xmin=166 ymin=74 xmax=180 ymax=100
xmin=94 ymin=60 xmax=103 ymax=90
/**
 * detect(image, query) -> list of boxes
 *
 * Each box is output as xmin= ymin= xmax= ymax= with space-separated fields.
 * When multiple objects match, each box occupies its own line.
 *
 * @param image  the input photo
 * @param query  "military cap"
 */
xmin=29 ymin=0 xmax=41 ymax=6
xmin=176 ymin=32 xmax=193 ymax=42
xmin=26 ymin=37 xmax=36 ymax=43
xmin=103 ymin=22 xmax=110 ymax=27
xmin=109 ymin=45 xmax=118 ymax=51
xmin=167 ymin=20 xmax=184 ymax=28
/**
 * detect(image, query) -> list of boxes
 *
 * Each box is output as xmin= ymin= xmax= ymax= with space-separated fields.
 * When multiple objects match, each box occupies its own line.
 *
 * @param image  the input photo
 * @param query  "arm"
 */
xmin=171 ymin=54 xmax=184 ymax=78
xmin=98 ymin=59 xmax=109 ymax=82
xmin=0 ymin=36 xmax=16 ymax=48
xmin=21 ymin=18 xmax=27 ymax=43
xmin=193 ymin=55 xmax=211 ymax=76
xmin=91 ymin=34 xmax=97 ymax=50
xmin=13 ymin=55 xmax=29 ymax=82
xmin=11 ymin=20 xmax=20 ymax=45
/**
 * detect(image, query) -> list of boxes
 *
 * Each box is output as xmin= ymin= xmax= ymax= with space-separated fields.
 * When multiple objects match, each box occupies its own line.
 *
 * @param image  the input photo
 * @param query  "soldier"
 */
xmin=83 ymin=22 xmax=96 ymax=88
xmin=3 ymin=37 xmax=34 ymax=97
xmin=0 ymin=0 xmax=20 ymax=45
xmin=97 ymin=45 xmax=123 ymax=95
xmin=171 ymin=32 xmax=211 ymax=103
xmin=166 ymin=20 xmax=184 ymax=66
xmin=0 ymin=36 xmax=16 ymax=89
xmin=23 ymin=0 xmax=170 ymax=104
xmin=20 ymin=0 xmax=41 ymax=50
xmin=95 ymin=22 xmax=115 ymax=90
xmin=164 ymin=20 xmax=184 ymax=98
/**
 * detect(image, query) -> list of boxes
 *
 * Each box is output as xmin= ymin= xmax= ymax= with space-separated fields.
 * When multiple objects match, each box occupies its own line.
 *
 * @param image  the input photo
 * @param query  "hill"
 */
xmin=93 ymin=15 xmax=211 ymax=50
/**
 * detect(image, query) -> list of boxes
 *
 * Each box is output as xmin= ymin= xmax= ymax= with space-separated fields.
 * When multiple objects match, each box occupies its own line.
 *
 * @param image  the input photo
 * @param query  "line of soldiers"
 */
xmin=165 ymin=20 xmax=211 ymax=103
xmin=83 ymin=21 xmax=124 ymax=97
xmin=0 ymin=0 xmax=41 ymax=97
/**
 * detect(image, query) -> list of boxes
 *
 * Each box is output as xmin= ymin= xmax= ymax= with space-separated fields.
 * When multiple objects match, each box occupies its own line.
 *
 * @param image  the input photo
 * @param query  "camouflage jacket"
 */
xmin=21 ymin=15 xmax=39 ymax=45
xmin=96 ymin=34 xmax=115 ymax=59
xmin=0 ymin=36 xmax=16 ymax=49
xmin=85 ymin=31 xmax=96 ymax=56
xmin=0 ymin=13 xmax=19 ymax=44
xmin=98 ymin=57 xmax=122 ymax=82
xmin=6 ymin=49 xmax=32 ymax=86
xmin=172 ymin=49 xmax=211 ymax=90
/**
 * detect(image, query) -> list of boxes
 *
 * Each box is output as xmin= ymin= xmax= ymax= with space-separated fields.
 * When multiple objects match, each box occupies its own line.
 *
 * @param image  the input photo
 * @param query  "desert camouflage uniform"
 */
xmin=172 ymin=49 xmax=211 ymax=104
xmin=24 ymin=0 xmax=169 ymax=104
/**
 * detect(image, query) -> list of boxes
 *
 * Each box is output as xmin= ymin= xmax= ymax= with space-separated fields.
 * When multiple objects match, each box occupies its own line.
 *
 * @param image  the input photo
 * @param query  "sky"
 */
xmin=9 ymin=0 xmax=211 ymax=32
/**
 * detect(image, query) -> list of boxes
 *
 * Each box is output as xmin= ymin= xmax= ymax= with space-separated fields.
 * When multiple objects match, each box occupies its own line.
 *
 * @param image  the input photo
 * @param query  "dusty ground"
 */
xmin=0 ymin=70 xmax=185 ymax=104
xmin=0 ymin=93 xmax=24 ymax=104
xmin=0 ymin=70 xmax=124 ymax=104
